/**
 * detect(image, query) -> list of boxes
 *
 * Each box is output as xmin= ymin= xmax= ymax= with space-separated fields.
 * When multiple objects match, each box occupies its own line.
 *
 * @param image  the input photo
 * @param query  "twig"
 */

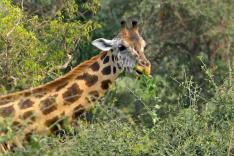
xmin=47 ymin=53 xmax=73 ymax=74
xmin=6 ymin=0 xmax=24 ymax=38
xmin=60 ymin=54 xmax=72 ymax=69
xmin=227 ymin=126 xmax=233 ymax=156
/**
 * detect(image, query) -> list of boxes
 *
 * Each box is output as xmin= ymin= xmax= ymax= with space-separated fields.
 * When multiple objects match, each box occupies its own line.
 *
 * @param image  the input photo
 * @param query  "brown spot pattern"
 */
xmin=90 ymin=62 xmax=100 ymax=71
xmin=115 ymin=56 xmax=118 ymax=61
xmin=103 ymin=56 xmax=109 ymax=64
xmin=12 ymin=121 xmax=22 ymax=131
xmin=88 ymin=91 xmax=99 ymax=102
xmin=100 ymin=52 xmax=107 ymax=60
xmin=40 ymin=96 xmax=57 ymax=115
xmin=0 ymin=105 xmax=15 ymax=117
xmin=117 ymin=63 xmax=121 ymax=69
xmin=18 ymin=99 xmax=34 ymax=109
xmin=25 ymin=132 xmax=33 ymax=141
xmin=102 ymin=66 xmax=111 ymax=75
xmin=113 ymin=66 xmax=117 ymax=74
xmin=63 ymin=83 xmax=83 ymax=105
xmin=72 ymin=105 xmax=85 ymax=119
xmin=101 ymin=80 xmax=112 ymax=90
xmin=45 ymin=116 xmax=64 ymax=132
xmin=34 ymin=92 xmax=47 ymax=98
xmin=24 ymin=92 xmax=31 ymax=97
xmin=56 ymin=82 xmax=68 ymax=91
xmin=76 ymin=73 xmax=98 ymax=87
xmin=45 ymin=116 xmax=59 ymax=127
xmin=0 ymin=97 xmax=13 ymax=105
xmin=22 ymin=111 xmax=36 ymax=121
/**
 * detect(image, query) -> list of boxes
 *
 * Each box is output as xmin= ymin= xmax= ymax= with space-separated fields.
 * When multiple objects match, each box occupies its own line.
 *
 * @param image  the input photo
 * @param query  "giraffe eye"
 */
xmin=118 ymin=45 xmax=126 ymax=51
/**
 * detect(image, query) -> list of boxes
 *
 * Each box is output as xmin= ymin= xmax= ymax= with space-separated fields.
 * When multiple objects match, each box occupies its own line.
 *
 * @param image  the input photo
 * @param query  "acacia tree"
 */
xmin=0 ymin=0 xmax=100 ymax=93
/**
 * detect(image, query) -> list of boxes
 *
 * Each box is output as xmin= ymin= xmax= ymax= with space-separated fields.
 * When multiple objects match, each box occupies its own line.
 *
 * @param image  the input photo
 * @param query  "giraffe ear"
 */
xmin=92 ymin=38 xmax=113 ymax=51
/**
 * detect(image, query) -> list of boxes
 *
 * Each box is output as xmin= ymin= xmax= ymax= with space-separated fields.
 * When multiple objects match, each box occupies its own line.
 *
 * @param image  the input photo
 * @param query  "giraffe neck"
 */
xmin=0 ymin=51 xmax=122 ymax=136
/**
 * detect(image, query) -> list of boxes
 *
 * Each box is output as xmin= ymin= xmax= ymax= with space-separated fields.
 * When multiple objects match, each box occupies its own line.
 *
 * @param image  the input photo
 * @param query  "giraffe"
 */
xmin=0 ymin=20 xmax=151 ymax=152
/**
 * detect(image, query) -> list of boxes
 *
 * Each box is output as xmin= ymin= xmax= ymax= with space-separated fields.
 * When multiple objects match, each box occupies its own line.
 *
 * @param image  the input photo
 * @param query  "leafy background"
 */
xmin=0 ymin=0 xmax=233 ymax=155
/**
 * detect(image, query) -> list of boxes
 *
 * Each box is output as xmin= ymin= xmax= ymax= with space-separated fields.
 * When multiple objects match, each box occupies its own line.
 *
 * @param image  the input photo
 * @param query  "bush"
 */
xmin=7 ymin=73 xmax=233 ymax=156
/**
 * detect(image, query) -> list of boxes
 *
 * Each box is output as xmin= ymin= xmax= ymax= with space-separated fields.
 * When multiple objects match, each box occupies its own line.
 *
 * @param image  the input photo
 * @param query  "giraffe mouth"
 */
xmin=135 ymin=65 xmax=151 ymax=76
xmin=136 ymin=69 xmax=143 ymax=75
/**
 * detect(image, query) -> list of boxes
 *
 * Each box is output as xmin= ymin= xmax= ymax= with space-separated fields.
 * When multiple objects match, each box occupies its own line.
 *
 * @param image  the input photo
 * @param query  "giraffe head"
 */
xmin=92 ymin=20 xmax=151 ymax=76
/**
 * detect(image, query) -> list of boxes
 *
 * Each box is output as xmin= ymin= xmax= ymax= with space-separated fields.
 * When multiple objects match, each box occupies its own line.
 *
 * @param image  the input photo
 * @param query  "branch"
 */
xmin=6 ymin=0 xmax=24 ymax=38
xmin=47 ymin=53 xmax=73 ymax=74
xmin=59 ymin=53 xmax=73 ymax=69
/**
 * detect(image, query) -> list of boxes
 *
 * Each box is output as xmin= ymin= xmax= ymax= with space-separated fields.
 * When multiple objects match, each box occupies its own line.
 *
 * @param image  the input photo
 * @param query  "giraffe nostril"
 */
xmin=139 ymin=61 xmax=145 ymax=66
xmin=145 ymin=62 xmax=150 ymax=66
xmin=139 ymin=60 xmax=150 ymax=67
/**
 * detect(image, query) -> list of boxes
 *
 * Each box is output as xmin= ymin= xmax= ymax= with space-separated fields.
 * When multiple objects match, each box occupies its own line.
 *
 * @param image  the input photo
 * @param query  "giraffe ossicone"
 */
xmin=0 ymin=20 xmax=151 ymax=152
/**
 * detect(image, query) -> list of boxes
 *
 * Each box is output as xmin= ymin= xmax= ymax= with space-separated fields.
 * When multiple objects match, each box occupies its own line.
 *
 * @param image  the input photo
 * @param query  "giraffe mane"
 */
xmin=0 ymin=52 xmax=107 ymax=100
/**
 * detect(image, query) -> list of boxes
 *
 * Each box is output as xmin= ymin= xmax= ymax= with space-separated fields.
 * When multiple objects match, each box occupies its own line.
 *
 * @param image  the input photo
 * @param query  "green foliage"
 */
xmin=0 ymin=0 xmax=100 ymax=92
